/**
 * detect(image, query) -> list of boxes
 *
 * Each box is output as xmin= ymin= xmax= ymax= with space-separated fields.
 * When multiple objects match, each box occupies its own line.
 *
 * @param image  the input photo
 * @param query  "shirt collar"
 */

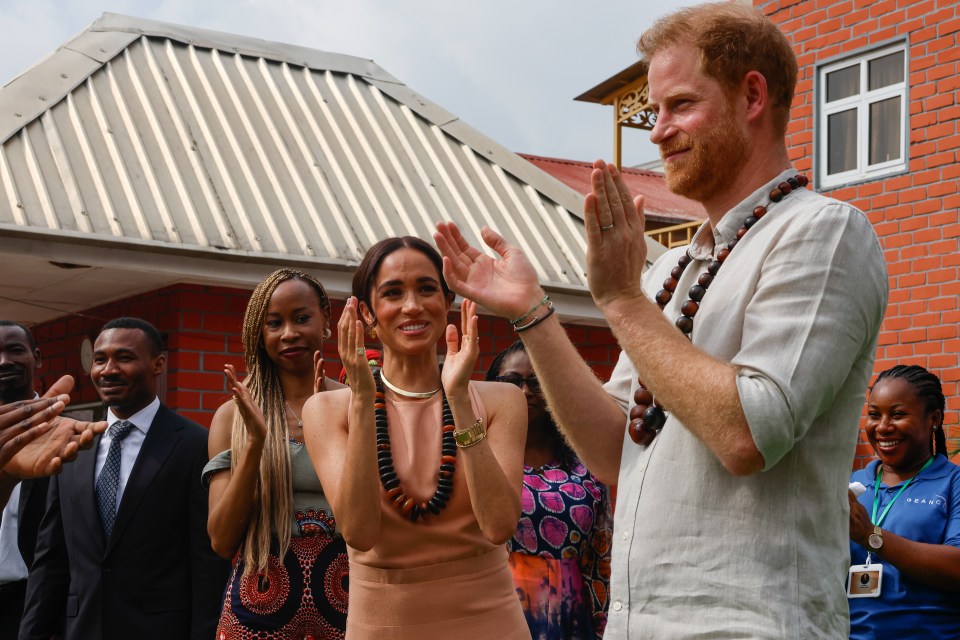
xmin=686 ymin=168 xmax=799 ymax=260
xmin=106 ymin=396 xmax=160 ymax=436
xmin=919 ymin=454 xmax=954 ymax=480
xmin=866 ymin=454 xmax=954 ymax=485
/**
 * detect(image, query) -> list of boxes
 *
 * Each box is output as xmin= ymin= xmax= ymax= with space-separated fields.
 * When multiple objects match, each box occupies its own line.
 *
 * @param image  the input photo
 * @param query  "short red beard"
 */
xmin=660 ymin=104 xmax=750 ymax=203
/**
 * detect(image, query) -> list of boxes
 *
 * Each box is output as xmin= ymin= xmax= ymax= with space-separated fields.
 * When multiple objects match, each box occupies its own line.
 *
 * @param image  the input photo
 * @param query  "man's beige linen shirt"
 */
xmin=602 ymin=171 xmax=888 ymax=639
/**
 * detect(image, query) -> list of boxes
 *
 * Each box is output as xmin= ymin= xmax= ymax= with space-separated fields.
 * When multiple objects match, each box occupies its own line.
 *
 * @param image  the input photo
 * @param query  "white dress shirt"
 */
xmin=94 ymin=397 xmax=160 ymax=510
xmin=0 ymin=484 xmax=28 ymax=583
xmin=0 ymin=392 xmax=37 ymax=584
xmin=601 ymin=170 xmax=888 ymax=639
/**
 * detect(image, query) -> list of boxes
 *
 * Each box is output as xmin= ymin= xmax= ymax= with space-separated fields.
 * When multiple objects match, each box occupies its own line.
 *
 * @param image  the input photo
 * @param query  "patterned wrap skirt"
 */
xmin=215 ymin=529 xmax=349 ymax=639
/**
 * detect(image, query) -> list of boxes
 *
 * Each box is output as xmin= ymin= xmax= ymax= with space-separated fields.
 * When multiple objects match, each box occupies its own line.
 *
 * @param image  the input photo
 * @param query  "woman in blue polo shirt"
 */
xmin=848 ymin=364 xmax=960 ymax=639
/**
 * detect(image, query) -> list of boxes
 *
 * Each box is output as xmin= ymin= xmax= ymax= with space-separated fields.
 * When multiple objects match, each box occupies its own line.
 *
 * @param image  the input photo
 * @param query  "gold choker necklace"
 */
xmin=379 ymin=370 xmax=441 ymax=399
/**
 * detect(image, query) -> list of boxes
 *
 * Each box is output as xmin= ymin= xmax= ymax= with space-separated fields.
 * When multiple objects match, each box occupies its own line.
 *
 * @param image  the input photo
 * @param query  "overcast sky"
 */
xmin=0 ymin=0 xmax=700 ymax=166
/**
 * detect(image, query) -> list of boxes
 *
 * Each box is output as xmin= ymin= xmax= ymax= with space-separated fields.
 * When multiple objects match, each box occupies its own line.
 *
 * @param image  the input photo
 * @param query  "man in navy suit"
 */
xmin=19 ymin=317 xmax=228 ymax=640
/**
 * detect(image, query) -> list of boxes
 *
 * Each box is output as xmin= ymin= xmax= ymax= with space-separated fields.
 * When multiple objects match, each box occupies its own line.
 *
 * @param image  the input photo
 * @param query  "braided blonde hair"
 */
xmin=233 ymin=268 xmax=331 ymax=576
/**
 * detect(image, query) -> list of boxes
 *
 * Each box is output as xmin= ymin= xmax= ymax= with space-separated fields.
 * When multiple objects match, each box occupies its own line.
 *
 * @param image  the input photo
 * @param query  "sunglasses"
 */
xmin=496 ymin=374 xmax=541 ymax=393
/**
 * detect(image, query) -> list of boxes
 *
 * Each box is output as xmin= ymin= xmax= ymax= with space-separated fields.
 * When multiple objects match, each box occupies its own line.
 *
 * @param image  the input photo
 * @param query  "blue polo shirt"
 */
xmin=849 ymin=454 xmax=960 ymax=639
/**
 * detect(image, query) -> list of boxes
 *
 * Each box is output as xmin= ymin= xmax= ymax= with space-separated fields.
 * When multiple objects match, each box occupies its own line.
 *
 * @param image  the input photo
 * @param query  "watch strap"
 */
xmin=454 ymin=418 xmax=486 ymax=448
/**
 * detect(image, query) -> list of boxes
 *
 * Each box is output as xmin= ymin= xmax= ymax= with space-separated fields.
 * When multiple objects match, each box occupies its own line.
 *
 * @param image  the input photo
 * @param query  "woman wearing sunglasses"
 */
xmin=486 ymin=341 xmax=612 ymax=640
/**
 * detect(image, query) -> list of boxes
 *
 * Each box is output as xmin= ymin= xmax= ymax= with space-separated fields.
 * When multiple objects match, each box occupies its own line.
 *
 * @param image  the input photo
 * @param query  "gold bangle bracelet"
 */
xmin=454 ymin=418 xmax=486 ymax=448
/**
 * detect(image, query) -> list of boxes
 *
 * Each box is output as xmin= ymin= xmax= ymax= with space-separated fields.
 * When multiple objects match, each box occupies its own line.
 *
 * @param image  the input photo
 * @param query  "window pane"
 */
xmin=827 ymin=65 xmax=860 ymax=102
xmin=828 ymin=109 xmax=858 ymax=175
xmin=869 ymin=51 xmax=904 ymax=90
xmin=869 ymin=97 xmax=902 ymax=164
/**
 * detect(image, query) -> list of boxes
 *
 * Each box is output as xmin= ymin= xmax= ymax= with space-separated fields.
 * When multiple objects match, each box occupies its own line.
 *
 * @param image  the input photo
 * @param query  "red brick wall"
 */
xmin=757 ymin=0 xmax=960 ymax=466
xmin=31 ymin=284 xmax=620 ymax=427
xmin=32 ymin=284 xmax=249 ymax=425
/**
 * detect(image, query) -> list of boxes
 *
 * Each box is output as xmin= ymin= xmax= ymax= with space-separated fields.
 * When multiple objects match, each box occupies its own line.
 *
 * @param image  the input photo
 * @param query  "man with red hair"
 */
xmin=436 ymin=3 xmax=887 ymax=637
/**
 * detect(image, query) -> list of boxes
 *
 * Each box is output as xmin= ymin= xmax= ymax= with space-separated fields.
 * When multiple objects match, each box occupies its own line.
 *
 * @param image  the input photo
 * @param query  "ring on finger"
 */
xmin=600 ymin=224 xmax=614 ymax=231
xmin=356 ymin=347 xmax=365 ymax=356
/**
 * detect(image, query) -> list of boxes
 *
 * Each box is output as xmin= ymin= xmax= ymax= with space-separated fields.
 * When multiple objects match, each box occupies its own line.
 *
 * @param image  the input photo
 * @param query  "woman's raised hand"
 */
xmin=313 ymin=351 xmax=326 ymax=394
xmin=339 ymin=297 xmax=375 ymax=396
xmin=434 ymin=222 xmax=544 ymax=321
xmin=441 ymin=298 xmax=480 ymax=397
xmin=224 ymin=365 xmax=267 ymax=444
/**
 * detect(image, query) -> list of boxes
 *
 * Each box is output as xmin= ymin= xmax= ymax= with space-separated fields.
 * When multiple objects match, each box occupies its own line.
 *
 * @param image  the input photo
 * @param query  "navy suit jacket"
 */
xmin=18 ymin=404 xmax=229 ymax=640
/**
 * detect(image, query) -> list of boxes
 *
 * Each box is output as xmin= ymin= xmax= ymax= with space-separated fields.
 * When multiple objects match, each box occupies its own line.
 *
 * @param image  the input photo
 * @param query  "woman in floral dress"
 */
xmin=487 ymin=341 xmax=612 ymax=640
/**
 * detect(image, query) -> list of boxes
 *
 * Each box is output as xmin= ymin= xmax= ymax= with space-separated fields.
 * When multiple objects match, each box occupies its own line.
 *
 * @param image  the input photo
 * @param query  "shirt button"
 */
xmin=622 ymin=530 xmax=630 ymax=540
xmin=613 ymin=601 xmax=624 ymax=612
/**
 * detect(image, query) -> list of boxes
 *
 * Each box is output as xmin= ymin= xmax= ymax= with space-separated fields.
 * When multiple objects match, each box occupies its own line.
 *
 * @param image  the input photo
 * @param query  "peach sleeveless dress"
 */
xmin=345 ymin=383 xmax=529 ymax=639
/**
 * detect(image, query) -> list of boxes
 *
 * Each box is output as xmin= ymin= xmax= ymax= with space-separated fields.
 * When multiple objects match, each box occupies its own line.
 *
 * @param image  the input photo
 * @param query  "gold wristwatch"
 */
xmin=867 ymin=525 xmax=884 ymax=552
xmin=454 ymin=418 xmax=486 ymax=448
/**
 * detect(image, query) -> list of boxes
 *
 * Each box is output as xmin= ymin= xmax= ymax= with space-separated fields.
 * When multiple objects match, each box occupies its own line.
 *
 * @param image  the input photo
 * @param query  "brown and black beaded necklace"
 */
xmin=628 ymin=174 xmax=809 ymax=445
xmin=375 ymin=370 xmax=457 ymax=521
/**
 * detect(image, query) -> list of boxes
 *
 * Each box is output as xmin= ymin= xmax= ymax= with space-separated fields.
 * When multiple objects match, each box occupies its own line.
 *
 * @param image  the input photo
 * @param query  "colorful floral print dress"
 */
xmin=506 ymin=454 xmax=612 ymax=640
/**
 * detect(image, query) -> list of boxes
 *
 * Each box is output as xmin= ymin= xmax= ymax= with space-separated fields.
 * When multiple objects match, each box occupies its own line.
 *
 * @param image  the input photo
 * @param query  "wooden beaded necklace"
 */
xmin=628 ymin=174 xmax=810 ymax=445
xmin=374 ymin=370 xmax=457 ymax=521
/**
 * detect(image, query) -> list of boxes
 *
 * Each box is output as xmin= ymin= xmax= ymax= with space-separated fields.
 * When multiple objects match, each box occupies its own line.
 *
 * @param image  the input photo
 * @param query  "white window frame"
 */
xmin=817 ymin=42 xmax=908 ymax=189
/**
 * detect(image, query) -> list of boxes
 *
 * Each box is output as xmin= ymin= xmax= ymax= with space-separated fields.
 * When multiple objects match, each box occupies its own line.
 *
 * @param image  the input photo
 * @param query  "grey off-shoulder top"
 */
xmin=202 ymin=441 xmax=339 ymax=537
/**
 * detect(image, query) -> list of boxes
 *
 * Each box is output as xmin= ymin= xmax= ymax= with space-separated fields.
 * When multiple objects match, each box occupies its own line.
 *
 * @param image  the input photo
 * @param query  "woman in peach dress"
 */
xmin=304 ymin=236 xmax=529 ymax=639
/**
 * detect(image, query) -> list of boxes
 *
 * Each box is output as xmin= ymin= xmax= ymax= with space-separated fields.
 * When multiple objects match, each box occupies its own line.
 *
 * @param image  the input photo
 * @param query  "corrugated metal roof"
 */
xmin=0 ymin=13 xmax=664 ymax=298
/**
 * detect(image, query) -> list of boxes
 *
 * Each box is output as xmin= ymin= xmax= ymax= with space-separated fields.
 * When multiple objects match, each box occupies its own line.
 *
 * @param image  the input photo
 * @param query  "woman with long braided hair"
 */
xmin=203 ymin=269 xmax=349 ymax=638
xmin=847 ymin=364 xmax=960 ymax=638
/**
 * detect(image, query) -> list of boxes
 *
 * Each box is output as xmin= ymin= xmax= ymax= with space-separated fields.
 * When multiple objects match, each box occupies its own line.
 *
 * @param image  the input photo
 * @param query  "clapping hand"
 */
xmin=2 ymin=375 xmax=108 ymax=478
xmin=584 ymin=160 xmax=647 ymax=308
xmin=224 ymin=365 xmax=267 ymax=445
xmin=338 ymin=297 xmax=375 ymax=396
xmin=434 ymin=222 xmax=543 ymax=321
xmin=313 ymin=351 xmax=326 ymax=393
xmin=441 ymin=299 xmax=479 ymax=397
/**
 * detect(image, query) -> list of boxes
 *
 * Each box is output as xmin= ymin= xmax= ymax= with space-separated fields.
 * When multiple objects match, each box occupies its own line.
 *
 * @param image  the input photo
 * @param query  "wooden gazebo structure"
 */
xmin=575 ymin=62 xmax=701 ymax=247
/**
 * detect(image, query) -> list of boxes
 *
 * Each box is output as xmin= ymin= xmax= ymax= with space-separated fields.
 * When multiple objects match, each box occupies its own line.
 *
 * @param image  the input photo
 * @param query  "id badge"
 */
xmin=847 ymin=563 xmax=883 ymax=598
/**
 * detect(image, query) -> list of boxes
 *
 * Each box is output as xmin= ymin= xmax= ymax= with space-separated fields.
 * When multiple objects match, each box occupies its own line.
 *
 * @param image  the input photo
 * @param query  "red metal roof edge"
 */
xmin=518 ymin=153 xmax=667 ymax=178
xmin=519 ymin=153 xmax=706 ymax=223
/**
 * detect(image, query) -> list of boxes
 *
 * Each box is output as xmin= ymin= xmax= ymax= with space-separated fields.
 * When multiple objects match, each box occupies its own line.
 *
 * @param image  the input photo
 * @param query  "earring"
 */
xmin=323 ymin=327 xmax=332 ymax=340
xmin=368 ymin=326 xmax=378 ymax=340
xmin=932 ymin=426 xmax=938 ymax=455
